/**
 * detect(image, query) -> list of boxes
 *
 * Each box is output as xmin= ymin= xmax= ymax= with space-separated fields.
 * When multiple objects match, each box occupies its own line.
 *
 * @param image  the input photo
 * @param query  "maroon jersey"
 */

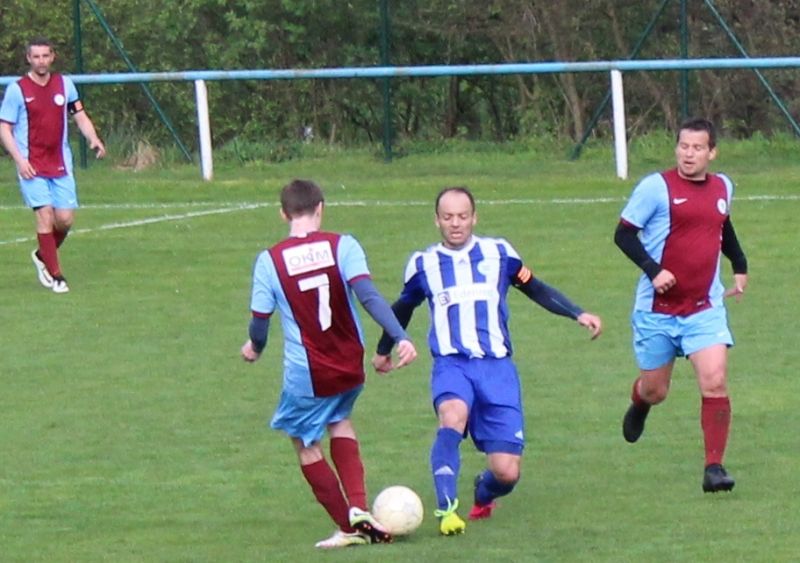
xmin=17 ymin=73 xmax=73 ymax=178
xmin=266 ymin=232 xmax=367 ymax=397
xmin=656 ymin=169 xmax=730 ymax=315
xmin=620 ymin=168 xmax=733 ymax=317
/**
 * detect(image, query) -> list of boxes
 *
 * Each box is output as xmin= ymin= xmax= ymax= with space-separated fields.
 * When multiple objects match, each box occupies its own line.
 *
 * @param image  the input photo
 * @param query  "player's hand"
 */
xmin=394 ymin=339 xmax=418 ymax=369
xmin=652 ymin=269 xmax=676 ymax=295
xmin=16 ymin=159 xmax=36 ymax=180
xmin=724 ymin=273 xmax=748 ymax=302
xmin=241 ymin=340 xmax=261 ymax=362
xmin=90 ymin=138 xmax=106 ymax=159
xmin=577 ymin=312 xmax=602 ymax=340
xmin=371 ymin=353 xmax=393 ymax=374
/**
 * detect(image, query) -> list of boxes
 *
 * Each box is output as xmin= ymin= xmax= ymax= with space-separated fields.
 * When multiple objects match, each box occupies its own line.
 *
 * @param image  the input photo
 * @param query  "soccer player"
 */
xmin=0 ymin=36 xmax=105 ymax=294
xmin=372 ymin=187 xmax=602 ymax=535
xmin=614 ymin=117 xmax=748 ymax=493
xmin=240 ymin=179 xmax=417 ymax=549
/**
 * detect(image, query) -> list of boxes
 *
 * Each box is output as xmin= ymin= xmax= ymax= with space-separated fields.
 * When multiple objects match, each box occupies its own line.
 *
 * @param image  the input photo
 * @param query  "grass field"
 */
xmin=1 ymin=141 xmax=799 ymax=562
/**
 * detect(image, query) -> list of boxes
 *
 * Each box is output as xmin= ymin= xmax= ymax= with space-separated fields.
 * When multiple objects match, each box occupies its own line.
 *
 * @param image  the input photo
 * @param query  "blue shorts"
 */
xmin=270 ymin=385 xmax=362 ymax=447
xmin=632 ymin=307 xmax=733 ymax=370
xmin=20 ymin=175 xmax=78 ymax=209
xmin=431 ymin=355 xmax=524 ymax=455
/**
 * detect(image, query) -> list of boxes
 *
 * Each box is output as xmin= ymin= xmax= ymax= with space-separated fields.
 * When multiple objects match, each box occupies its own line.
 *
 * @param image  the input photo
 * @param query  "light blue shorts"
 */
xmin=270 ymin=385 xmax=362 ymax=447
xmin=432 ymin=355 xmax=524 ymax=455
xmin=20 ymin=175 xmax=78 ymax=209
xmin=632 ymin=307 xmax=733 ymax=370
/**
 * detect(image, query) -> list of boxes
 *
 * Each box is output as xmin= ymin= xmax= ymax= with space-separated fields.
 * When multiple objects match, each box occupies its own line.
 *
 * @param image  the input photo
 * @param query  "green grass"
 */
xmin=1 ymin=141 xmax=799 ymax=562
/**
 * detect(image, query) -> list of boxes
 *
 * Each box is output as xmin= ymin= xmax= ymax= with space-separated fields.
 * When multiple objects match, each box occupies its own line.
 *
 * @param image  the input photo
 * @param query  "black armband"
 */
xmin=614 ymin=221 xmax=662 ymax=280
xmin=67 ymin=100 xmax=84 ymax=115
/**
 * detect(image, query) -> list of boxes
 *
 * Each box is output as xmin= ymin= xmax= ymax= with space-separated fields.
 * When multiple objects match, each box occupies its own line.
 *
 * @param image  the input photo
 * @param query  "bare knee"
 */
xmin=640 ymin=384 xmax=669 ymax=405
xmin=492 ymin=466 xmax=520 ymax=484
xmin=487 ymin=454 xmax=521 ymax=484
xmin=437 ymin=399 xmax=468 ymax=433
xmin=699 ymin=371 xmax=728 ymax=397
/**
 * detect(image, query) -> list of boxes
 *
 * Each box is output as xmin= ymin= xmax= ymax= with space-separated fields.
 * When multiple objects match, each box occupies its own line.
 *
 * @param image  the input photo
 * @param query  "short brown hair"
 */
xmin=26 ymin=36 xmax=54 ymax=54
xmin=280 ymin=179 xmax=325 ymax=219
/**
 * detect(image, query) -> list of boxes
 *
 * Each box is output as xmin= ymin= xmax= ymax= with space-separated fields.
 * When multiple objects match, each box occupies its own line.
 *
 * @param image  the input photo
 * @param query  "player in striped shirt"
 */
xmin=615 ymin=118 xmax=748 ymax=493
xmin=373 ymin=186 xmax=602 ymax=535
xmin=0 ymin=37 xmax=105 ymax=293
xmin=241 ymin=179 xmax=417 ymax=548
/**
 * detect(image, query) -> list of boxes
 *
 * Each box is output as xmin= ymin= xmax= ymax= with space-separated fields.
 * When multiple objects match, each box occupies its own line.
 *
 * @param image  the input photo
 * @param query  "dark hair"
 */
xmin=677 ymin=117 xmax=717 ymax=149
xmin=435 ymin=186 xmax=475 ymax=214
xmin=26 ymin=36 xmax=54 ymax=54
xmin=280 ymin=179 xmax=325 ymax=219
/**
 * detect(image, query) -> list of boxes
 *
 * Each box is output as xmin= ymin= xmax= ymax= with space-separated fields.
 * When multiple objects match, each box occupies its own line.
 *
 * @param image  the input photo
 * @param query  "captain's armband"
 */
xmin=67 ymin=100 xmax=84 ymax=115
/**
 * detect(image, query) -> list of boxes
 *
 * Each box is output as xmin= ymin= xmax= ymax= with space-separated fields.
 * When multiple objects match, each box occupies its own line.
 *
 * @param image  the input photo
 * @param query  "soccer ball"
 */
xmin=371 ymin=485 xmax=424 ymax=536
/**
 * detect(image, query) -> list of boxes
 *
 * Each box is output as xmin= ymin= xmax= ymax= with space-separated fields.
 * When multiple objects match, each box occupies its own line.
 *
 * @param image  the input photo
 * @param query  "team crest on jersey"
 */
xmin=437 ymin=291 xmax=452 ymax=306
xmin=53 ymin=94 xmax=65 ymax=106
xmin=282 ymin=240 xmax=334 ymax=276
xmin=716 ymin=198 xmax=728 ymax=215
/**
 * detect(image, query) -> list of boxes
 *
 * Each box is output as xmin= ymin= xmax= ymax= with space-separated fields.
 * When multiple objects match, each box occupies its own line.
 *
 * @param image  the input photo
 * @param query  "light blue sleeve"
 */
xmin=0 ymin=83 xmax=23 ymax=124
xmin=249 ymin=251 xmax=277 ymax=315
xmin=63 ymin=76 xmax=79 ymax=104
xmin=718 ymin=173 xmax=734 ymax=208
xmin=338 ymin=234 xmax=370 ymax=282
xmin=620 ymin=173 xmax=668 ymax=228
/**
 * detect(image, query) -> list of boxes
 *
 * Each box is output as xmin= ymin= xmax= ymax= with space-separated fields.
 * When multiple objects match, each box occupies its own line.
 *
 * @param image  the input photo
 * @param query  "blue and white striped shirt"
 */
xmin=399 ymin=235 xmax=524 ymax=358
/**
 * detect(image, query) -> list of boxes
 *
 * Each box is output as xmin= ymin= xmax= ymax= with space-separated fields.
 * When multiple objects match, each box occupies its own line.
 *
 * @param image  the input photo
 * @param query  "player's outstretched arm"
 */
xmin=514 ymin=275 xmax=583 ymax=319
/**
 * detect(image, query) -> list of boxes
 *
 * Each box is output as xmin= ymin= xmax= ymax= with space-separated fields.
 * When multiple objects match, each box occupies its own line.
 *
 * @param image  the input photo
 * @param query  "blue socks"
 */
xmin=475 ymin=469 xmax=516 ymax=506
xmin=431 ymin=427 xmax=462 ymax=510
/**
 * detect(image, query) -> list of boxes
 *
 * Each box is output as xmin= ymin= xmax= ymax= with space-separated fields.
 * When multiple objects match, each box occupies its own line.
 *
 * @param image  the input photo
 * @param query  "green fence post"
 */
xmin=379 ymin=0 xmax=393 ymax=162
xmin=73 ymin=0 xmax=88 ymax=168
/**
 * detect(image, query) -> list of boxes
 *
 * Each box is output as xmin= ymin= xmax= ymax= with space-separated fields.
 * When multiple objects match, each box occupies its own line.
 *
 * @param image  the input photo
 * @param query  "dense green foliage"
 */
xmin=1 ymin=2 xmax=799 ymax=160
xmin=1 ymin=144 xmax=799 ymax=561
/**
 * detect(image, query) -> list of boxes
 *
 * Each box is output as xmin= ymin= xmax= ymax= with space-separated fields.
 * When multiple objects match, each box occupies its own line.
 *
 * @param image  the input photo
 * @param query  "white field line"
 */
xmin=0 ymin=194 xmax=798 ymax=247
xmin=0 ymin=202 xmax=271 ymax=246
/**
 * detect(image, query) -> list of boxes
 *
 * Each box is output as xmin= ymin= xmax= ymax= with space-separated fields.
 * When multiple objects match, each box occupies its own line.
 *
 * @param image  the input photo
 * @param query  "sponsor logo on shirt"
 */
xmin=24 ymin=97 xmax=35 ymax=103
xmin=282 ymin=240 xmax=335 ymax=276
xmin=436 ymin=283 xmax=494 ymax=307
xmin=673 ymin=197 xmax=688 ymax=205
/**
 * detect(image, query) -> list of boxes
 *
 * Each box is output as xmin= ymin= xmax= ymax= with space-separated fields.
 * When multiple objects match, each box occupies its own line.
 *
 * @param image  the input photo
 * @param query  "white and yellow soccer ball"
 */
xmin=371 ymin=485 xmax=424 ymax=536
